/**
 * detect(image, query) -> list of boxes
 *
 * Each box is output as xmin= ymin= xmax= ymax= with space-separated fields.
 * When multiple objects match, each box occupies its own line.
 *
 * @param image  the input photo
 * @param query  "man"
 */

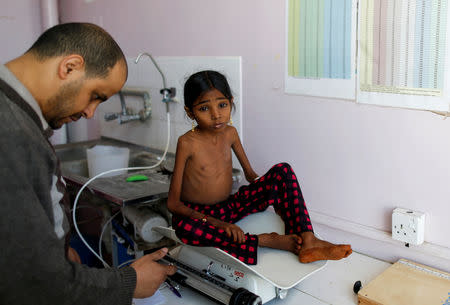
xmin=0 ymin=23 xmax=176 ymax=304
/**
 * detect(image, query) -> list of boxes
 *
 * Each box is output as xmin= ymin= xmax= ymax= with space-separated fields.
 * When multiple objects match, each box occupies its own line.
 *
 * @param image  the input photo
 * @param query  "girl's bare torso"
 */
xmin=180 ymin=127 xmax=234 ymax=204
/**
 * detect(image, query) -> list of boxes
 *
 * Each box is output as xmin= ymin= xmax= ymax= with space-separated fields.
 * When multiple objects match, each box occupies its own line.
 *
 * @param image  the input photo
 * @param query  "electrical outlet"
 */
xmin=392 ymin=208 xmax=425 ymax=245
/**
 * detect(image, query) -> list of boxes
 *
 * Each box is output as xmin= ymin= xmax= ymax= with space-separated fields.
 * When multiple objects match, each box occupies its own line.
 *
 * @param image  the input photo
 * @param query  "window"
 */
xmin=286 ymin=0 xmax=450 ymax=113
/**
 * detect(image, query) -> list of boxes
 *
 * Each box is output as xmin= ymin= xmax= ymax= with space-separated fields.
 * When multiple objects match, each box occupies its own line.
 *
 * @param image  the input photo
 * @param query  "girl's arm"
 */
xmin=167 ymin=135 xmax=246 ymax=244
xmin=230 ymin=127 xmax=258 ymax=182
xmin=167 ymin=137 xmax=204 ymax=220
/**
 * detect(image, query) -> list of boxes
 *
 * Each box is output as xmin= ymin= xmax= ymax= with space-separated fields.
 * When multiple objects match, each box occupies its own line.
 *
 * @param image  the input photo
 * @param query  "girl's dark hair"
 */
xmin=184 ymin=70 xmax=234 ymax=111
xmin=27 ymin=23 xmax=126 ymax=79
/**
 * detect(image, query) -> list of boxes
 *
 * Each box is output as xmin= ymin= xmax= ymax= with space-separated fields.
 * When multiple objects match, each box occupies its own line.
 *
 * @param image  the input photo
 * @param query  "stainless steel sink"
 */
xmin=54 ymin=137 xmax=173 ymax=205
xmin=55 ymin=137 xmax=171 ymax=179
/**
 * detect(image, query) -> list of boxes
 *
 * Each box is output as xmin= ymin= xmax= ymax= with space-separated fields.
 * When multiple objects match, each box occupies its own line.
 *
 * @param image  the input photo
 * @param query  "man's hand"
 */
xmin=131 ymin=248 xmax=177 ymax=299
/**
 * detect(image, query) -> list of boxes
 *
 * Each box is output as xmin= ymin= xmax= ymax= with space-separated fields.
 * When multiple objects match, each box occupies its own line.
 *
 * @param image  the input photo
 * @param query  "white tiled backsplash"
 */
xmin=97 ymin=56 xmax=242 ymax=167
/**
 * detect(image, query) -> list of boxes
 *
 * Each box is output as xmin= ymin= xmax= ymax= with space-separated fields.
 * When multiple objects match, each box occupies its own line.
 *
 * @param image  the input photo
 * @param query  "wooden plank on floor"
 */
xmin=358 ymin=259 xmax=450 ymax=305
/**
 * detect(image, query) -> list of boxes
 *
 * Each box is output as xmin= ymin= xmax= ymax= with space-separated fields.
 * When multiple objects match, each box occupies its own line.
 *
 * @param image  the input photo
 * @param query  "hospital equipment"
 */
xmin=154 ymin=208 xmax=328 ymax=305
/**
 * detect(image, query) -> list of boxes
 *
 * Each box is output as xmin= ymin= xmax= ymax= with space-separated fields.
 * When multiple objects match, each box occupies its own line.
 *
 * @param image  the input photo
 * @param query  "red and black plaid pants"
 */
xmin=172 ymin=163 xmax=313 ymax=265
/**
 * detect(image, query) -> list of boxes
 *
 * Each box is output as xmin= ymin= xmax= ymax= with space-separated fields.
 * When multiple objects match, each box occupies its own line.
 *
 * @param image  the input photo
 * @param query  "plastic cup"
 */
xmin=86 ymin=145 xmax=130 ymax=178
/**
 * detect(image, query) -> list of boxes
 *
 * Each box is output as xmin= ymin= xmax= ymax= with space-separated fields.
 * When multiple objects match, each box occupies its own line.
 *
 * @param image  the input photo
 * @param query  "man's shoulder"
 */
xmin=0 ymin=94 xmax=52 ymax=157
xmin=0 ymin=92 xmax=33 ymax=126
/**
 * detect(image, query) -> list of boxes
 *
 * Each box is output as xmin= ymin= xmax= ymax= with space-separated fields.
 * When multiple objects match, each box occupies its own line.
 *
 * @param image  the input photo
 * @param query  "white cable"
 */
xmin=117 ymin=259 xmax=136 ymax=269
xmin=70 ymin=205 xmax=102 ymax=213
xmin=98 ymin=211 xmax=120 ymax=267
xmin=72 ymin=112 xmax=171 ymax=267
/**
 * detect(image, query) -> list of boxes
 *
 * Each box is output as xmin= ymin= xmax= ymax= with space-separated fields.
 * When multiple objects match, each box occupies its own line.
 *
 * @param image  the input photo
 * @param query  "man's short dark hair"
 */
xmin=28 ymin=22 xmax=126 ymax=78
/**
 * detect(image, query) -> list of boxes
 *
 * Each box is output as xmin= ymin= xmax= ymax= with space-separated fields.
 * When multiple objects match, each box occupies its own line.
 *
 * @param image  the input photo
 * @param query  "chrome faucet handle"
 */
xmin=160 ymin=87 xmax=177 ymax=103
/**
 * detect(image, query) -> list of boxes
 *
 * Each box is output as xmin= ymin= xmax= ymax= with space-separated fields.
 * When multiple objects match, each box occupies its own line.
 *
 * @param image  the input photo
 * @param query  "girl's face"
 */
xmin=187 ymin=88 xmax=232 ymax=132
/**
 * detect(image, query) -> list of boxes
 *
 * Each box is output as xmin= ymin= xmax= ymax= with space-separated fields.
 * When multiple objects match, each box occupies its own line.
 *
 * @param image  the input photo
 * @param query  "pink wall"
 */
xmin=0 ymin=0 xmax=42 ymax=62
xmin=59 ymin=0 xmax=450 ymax=265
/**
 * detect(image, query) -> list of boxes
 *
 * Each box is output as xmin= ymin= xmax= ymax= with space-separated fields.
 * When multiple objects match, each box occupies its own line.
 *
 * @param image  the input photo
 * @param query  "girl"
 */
xmin=167 ymin=70 xmax=352 ymax=265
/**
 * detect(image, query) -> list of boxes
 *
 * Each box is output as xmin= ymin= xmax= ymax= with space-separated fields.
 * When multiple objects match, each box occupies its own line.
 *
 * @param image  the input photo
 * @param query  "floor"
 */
xmin=148 ymin=251 xmax=391 ymax=305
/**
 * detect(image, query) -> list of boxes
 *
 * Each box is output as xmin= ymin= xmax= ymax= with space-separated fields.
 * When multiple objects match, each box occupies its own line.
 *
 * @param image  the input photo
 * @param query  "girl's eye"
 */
xmin=199 ymin=106 xmax=208 ymax=111
xmin=219 ymin=102 xmax=228 ymax=108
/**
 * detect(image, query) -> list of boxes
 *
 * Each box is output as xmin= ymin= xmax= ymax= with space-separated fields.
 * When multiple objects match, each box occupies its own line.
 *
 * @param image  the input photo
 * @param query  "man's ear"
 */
xmin=58 ymin=55 xmax=85 ymax=80
xmin=184 ymin=106 xmax=195 ymax=120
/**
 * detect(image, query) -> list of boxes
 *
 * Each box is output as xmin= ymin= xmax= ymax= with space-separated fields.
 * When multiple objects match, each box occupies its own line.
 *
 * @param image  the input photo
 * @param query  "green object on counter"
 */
xmin=126 ymin=174 xmax=149 ymax=182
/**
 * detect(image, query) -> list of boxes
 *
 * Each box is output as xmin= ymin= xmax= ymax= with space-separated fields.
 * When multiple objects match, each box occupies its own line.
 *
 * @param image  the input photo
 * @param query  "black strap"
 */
xmin=0 ymin=77 xmax=45 ymax=133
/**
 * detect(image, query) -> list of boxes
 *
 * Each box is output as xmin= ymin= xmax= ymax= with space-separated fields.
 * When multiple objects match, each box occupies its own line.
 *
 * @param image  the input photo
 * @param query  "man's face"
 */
xmin=45 ymin=61 xmax=127 ymax=129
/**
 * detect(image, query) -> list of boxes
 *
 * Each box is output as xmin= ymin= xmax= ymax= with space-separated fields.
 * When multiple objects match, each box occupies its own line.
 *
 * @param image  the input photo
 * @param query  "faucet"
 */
xmin=104 ymin=87 xmax=151 ymax=124
xmin=105 ymin=53 xmax=176 ymax=124
xmin=135 ymin=52 xmax=176 ymax=112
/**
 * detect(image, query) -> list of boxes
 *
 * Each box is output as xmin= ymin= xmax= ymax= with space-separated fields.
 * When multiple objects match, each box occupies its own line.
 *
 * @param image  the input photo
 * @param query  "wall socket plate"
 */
xmin=392 ymin=208 xmax=425 ymax=245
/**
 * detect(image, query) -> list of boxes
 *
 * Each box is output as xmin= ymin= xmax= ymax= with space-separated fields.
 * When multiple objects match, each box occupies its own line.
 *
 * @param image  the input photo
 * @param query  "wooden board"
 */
xmin=358 ymin=259 xmax=450 ymax=305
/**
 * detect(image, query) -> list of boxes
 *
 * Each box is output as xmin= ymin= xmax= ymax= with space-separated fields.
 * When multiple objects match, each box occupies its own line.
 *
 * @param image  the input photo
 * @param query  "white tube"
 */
xmin=72 ymin=112 xmax=171 ymax=267
xmin=98 ymin=211 xmax=120 ymax=267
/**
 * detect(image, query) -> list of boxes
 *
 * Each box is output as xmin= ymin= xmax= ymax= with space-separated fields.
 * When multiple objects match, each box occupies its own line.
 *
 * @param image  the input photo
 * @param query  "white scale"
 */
xmin=154 ymin=208 xmax=327 ymax=305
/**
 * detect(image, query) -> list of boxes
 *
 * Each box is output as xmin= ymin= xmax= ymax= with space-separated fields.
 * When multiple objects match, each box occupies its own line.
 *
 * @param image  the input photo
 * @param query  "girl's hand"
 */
xmin=213 ymin=220 xmax=246 ymax=244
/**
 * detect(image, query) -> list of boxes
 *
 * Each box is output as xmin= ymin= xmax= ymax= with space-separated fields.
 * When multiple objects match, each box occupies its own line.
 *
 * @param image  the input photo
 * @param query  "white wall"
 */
xmin=0 ymin=0 xmax=41 ymax=62
xmin=59 ymin=0 xmax=450 ymax=271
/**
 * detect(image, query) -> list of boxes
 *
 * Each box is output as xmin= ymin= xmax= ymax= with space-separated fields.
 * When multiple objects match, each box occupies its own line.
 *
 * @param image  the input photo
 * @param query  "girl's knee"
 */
xmin=270 ymin=162 xmax=293 ymax=175
xmin=279 ymin=162 xmax=292 ymax=170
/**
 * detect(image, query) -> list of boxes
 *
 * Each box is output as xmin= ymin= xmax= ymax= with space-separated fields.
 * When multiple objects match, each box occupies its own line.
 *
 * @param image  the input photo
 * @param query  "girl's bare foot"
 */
xmin=298 ymin=232 xmax=352 ymax=263
xmin=258 ymin=232 xmax=302 ymax=255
